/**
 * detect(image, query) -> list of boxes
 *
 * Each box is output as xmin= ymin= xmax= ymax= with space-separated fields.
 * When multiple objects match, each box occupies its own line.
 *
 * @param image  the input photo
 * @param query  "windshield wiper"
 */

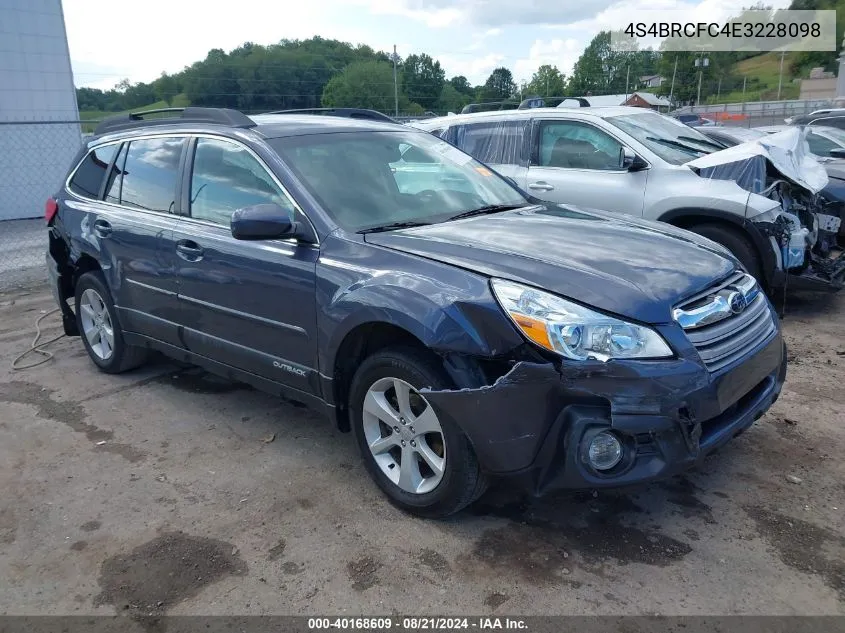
xmin=357 ymin=220 xmax=431 ymax=234
xmin=446 ymin=203 xmax=526 ymax=222
xmin=646 ymin=136 xmax=710 ymax=156
xmin=677 ymin=134 xmax=727 ymax=151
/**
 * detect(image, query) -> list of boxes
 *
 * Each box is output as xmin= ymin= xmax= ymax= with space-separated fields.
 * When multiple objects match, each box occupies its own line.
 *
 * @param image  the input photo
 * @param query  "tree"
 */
xmin=480 ymin=67 xmax=516 ymax=101
xmin=322 ymin=60 xmax=399 ymax=111
xmin=153 ymin=72 xmax=179 ymax=105
xmin=448 ymin=75 xmax=473 ymax=95
xmin=402 ymin=53 xmax=446 ymax=110
xmin=524 ymin=64 xmax=566 ymax=97
xmin=437 ymin=83 xmax=470 ymax=113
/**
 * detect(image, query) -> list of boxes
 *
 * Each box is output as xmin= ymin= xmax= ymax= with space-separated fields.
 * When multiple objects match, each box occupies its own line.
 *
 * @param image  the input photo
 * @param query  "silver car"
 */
xmin=412 ymin=107 xmax=832 ymax=289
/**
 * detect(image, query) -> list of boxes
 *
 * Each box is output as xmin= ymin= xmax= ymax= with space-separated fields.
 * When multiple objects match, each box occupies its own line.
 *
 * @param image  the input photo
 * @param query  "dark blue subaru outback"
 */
xmin=46 ymin=107 xmax=786 ymax=517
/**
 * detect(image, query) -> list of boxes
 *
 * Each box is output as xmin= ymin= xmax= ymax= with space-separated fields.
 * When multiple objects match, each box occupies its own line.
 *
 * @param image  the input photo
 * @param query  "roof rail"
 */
xmin=517 ymin=96 xmax=590 ymax=109
xmin=266 ymin=108 xmax=397 ymax=123
xmin=94 ymin=107 xmax=256 ymax=136
xmin=459 ymin=101 xmax=520 ymax=114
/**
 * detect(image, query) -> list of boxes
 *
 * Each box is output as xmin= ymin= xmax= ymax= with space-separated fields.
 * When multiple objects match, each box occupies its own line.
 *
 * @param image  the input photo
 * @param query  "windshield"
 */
xmin=811 ymin=126 xmax=845 ymax=146
xmin=270 ymin=131 xmax=526 ymax=232
xmin=609 ymin=112 xmax=720 ymax=165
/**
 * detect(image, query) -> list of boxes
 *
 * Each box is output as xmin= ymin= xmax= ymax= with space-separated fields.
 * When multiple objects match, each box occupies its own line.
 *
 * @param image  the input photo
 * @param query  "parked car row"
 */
xmin=47 ymin=106 xmax=788 ymax=517
xmin=411 ymin=107 xmax=845 ymax=291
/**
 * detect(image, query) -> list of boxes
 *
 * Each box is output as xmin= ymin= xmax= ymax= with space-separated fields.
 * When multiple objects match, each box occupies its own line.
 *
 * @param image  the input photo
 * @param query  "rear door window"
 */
xmin=68 ymin=144 xmax=118 ymax=199
xmin=113 ymin=138 xmax=184 ymax=213
xmin=452 ymin=120 xmax=528 ymax=166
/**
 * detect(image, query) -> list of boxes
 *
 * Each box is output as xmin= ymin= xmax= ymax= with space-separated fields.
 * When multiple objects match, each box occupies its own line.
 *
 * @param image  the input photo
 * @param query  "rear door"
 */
xmin=65 ymin=137 xmax=184 ymax=345
xmin=171 ymin=135 xmax=319 ymax=394
xmin=525 ymin=119 xmax=647 ymax=215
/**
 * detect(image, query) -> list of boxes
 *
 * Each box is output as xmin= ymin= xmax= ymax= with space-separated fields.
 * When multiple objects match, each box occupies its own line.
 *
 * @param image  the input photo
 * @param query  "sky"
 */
xmin=64 ymin=0 xmax=793 ymax=91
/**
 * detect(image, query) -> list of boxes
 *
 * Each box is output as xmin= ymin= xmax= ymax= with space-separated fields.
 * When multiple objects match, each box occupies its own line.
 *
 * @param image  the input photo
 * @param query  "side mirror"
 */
xmin=231 ymin=203 xmax=297 ymax=240
xmin=619 ymin=146 xmax=648 ymax=171
xmin=829 ymin=148 xmax=845 ymax=159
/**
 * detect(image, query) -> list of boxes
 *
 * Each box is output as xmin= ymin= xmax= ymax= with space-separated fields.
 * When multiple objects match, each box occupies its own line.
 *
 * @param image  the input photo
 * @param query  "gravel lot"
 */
xmin=0 ymin=283 xmax=843 ymax=617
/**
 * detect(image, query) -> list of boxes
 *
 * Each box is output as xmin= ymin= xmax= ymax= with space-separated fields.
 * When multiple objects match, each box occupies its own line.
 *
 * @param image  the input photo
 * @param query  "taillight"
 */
xmin=45 ymin=198 xmax=58 ymax=225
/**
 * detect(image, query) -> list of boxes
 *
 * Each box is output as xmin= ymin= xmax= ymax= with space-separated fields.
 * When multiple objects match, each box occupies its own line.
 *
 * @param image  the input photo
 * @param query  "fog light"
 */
xmin=587 ymin=431 xmax=623 ymax=471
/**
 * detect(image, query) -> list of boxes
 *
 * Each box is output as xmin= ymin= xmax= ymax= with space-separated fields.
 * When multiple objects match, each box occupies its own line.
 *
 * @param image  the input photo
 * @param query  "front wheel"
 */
xmin=349 ymin=347 xmax=488 ymax=518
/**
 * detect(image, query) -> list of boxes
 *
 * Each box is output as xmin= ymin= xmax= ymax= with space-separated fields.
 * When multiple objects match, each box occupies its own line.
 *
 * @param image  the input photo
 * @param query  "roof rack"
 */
xmin=459 ymin=101 xmax=520 ymax=114
xmin=265 ymin=108 xmax=397 ymax=123
xmin=94 ymin=107 xmax=256 ymax=136
xmin=517 ymin=96 xmax=590 ymax=109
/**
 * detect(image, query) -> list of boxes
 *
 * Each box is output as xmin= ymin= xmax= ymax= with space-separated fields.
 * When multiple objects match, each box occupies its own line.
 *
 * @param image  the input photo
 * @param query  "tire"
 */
xmin=349 ymin=346 xmax=488 ymax=518
xmin=688 ymin=223 xmax=763 ymax=282
xmin=74 ymin=271 xmax=148 ymax=374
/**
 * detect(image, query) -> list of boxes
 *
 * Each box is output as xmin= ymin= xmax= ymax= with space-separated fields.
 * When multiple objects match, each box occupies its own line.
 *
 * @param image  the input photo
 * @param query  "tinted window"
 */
xmin=538 ymin=121 xmax=622 ymax=170
xmin=68 ymin=144 xmax=118 ymax=199
xmin=453 ymin=120 xmax=527 ymax=165
xmin=190 ymin=138 xmax=295 ymax=226
xmin=104 ymin=143 xmax=127 ymax=204
xmin=119 ymin=138 xmax=183 ymax=212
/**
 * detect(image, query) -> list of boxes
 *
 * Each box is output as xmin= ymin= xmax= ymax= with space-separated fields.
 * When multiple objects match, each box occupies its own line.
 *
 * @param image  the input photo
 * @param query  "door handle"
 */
xmin=176 ymin=240 xmax=204 ymax=262
xmin=93 ymin=219 xmax=112 ymax=238
xmin=528 ymin=181 xmax=555 ymax=192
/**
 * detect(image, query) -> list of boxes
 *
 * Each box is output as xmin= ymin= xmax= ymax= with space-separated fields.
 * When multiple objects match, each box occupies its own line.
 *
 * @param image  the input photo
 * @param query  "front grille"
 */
xmin=676 ymin=273 xmax=776 ymax=373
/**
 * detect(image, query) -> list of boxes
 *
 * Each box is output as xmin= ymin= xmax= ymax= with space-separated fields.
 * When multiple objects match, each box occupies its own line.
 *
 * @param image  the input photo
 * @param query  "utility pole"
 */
xmin=717 ymin=76 xmax=722 ymax=101
xmin=777 ymin=50 xmax=785 ymax=100
xmin=391 ymin=44 xmax=399 ymax=117
xmin=625 ymin=65 xmax=630 ymax=101
xmin=669 ymin=55 xmax=678 ymax=105
xmin=695 ymin=54 xmax=709 ymax=106
xmin=742 ymin=75 xmax=747 ymax=101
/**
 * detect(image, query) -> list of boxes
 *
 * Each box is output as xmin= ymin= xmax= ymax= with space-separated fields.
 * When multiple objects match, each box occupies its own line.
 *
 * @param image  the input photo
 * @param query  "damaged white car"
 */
xmin=412 ymin=108 xmax=845 ymax=290
xmin=688 ymin=127 xmax=844 ymax=290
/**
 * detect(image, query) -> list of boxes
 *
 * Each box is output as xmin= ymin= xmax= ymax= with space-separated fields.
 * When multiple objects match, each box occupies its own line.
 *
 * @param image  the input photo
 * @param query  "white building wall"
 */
xmin=0 ymin=0 xmax=81 ymax=220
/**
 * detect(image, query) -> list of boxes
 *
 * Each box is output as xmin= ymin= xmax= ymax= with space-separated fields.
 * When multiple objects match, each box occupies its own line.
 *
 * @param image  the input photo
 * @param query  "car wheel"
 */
xmin=75 ymin=271 xmax=147 ymax=374
xmin=689 ymin=223 xmax=763 ymax=282
xmin=349 ymin=347 xmax=488 ymax=518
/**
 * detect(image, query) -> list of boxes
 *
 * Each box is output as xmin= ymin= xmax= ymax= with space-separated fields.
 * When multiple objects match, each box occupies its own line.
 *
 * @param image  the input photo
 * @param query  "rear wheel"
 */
xmin=75 ymin=271 xmax=147 ymax=373
xmin=349 ymin=347 xmax=488 ymax=518
xmin=688 ymin=223 xmax=763 ymax=282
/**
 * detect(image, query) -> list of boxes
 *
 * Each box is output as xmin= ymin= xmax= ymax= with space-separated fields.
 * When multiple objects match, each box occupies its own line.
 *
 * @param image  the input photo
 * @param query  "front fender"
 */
xmin=316 ymin=236 xmax=526 ymax=381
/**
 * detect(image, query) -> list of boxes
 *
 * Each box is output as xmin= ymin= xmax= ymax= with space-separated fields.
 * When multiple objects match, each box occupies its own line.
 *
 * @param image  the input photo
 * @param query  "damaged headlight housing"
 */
xmin=491 ymin=279 xmax=673 ymax=361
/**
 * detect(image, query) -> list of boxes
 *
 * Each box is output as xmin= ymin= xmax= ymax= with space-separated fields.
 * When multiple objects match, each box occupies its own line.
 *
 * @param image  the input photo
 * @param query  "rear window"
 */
xmin=68 ymin=144 xmax=118 ymax=199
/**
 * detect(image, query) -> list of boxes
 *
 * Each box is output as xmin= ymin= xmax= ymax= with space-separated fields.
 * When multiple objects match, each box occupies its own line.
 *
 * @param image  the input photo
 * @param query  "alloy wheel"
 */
xmin=361 ymin=377 xmax=446 ymax=494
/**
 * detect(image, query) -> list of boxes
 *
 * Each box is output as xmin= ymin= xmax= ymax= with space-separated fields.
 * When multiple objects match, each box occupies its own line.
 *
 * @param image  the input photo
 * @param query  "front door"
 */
xmin=173 ymin=136 xmax=319 ymax=395
xmin=526 ymin=119 xmax=648 ymax=216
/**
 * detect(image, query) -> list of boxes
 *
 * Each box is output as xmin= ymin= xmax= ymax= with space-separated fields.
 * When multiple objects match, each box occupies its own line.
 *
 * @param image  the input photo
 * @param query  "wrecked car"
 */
xmin=412 ymin=107 xmax=844 ymax=290
xmin=47 ymin=107 xmax=786 ymax=517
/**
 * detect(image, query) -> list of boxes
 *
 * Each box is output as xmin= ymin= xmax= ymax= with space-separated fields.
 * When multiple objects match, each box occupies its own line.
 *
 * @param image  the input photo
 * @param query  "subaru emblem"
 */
xmin=727 ymin=291 xmax=747 ymax=314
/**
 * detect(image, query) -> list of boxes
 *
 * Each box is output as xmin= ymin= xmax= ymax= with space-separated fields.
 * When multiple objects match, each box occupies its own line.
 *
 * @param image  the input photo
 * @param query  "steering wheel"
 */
xmin=415 ymin=189 xmax=439 ymax=203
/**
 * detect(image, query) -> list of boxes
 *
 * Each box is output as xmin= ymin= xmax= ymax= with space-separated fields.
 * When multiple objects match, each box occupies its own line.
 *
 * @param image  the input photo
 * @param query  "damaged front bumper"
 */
xmin=424 ymin=329 xmax=786 ymax=495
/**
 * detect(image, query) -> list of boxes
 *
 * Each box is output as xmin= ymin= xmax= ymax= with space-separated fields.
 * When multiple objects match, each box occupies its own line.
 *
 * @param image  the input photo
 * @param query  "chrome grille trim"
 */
xmin=675 ymin=273 xmax=776 ymax=372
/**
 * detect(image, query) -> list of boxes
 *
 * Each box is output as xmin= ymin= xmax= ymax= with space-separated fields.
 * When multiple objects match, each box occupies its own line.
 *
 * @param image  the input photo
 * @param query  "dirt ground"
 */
xmin=0 ymin=283 xmax=843 ymax=617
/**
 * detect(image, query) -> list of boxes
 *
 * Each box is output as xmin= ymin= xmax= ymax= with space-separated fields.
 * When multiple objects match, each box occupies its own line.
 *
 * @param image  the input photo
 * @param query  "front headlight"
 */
xmin=491 ymin=279 xmax=673 ymax=361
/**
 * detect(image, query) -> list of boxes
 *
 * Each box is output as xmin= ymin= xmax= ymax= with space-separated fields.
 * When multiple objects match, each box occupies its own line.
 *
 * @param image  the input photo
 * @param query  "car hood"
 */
xmin=364 ymin=205 xmax=737 ymax=324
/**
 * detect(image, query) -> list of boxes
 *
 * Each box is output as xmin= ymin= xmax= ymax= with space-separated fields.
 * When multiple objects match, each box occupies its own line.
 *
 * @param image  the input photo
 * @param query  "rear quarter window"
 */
xmin=67 ymin=144 xmax=118 ymax=199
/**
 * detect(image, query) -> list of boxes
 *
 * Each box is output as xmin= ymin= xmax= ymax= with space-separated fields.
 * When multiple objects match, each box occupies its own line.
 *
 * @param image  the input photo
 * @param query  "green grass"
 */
xmin=706 ymin=53 xmax=801 ymax=104
xmin=80 ymin=94 xmax=191 ymax=132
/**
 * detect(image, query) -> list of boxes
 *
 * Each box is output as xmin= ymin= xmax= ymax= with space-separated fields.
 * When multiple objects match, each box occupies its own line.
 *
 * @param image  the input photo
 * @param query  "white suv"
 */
xmin=412 ymin=107 xmax=813 ymax=289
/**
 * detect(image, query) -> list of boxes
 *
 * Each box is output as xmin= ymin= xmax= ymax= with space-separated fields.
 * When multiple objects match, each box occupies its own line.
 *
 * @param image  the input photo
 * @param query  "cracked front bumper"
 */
xmin=424 ymin=329 xmax=786 ymax=495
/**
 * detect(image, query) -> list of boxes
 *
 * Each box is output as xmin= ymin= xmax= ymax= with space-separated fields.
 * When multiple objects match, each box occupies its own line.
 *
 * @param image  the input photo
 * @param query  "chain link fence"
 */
xmin=0 ymin=120 xmax=84 ymax=290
